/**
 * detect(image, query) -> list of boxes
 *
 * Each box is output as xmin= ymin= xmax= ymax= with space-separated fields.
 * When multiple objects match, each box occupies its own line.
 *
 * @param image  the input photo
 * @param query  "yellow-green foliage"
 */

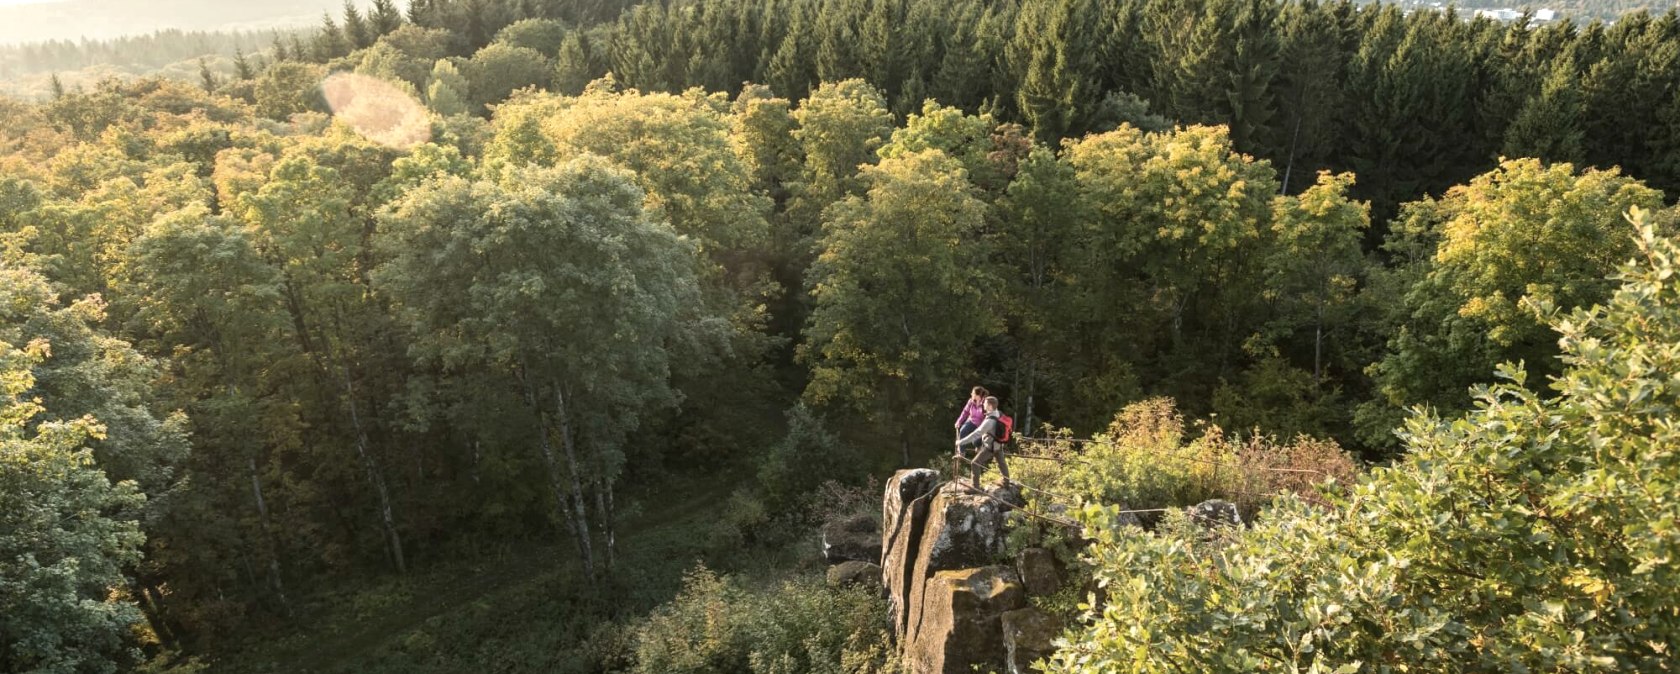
xmin=630 ymin=565 xmax=896 ymax=674
xmin=1048 ymin=212 xmax=1680 ymax=673
xmin=1055 ymin=398 xmax=1357 ymax=517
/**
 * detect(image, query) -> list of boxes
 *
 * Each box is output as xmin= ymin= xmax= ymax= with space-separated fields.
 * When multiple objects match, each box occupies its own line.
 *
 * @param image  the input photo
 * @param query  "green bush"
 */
xmin=629 ymin=565 xmax=896 ymax=674
xmin=1052 ymin=398 xmax=1357 ymax=517
xmin=1046 ymin=211 xmax=1680 ymax=673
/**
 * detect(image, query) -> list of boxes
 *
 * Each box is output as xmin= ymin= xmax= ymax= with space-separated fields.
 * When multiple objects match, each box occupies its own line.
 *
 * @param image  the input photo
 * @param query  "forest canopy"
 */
xmin=2 ymin=0 xmax=1679 ymax=671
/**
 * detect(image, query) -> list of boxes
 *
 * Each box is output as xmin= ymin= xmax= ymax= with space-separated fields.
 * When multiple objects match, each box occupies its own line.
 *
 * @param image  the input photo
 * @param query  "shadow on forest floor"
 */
xmin=181 ymin=469 xmax=760 ymax=674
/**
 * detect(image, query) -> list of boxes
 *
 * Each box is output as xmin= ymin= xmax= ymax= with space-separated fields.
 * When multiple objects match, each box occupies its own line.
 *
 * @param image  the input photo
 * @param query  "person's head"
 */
xmin=983 ymin=396 xmax=998 ymax=412
xmin=971 ymin=386 xmax=988 ymax=401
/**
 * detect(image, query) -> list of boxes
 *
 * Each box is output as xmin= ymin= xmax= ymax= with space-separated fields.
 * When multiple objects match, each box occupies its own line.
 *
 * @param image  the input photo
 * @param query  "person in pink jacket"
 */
xmin=954 ymin=386 xmax=988 ymax=441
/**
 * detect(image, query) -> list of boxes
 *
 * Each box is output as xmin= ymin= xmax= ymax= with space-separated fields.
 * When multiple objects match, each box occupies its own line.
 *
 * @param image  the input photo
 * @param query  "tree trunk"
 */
xmin=593 ymin=474 xmax=615 ymax=573
xmin=129 ymin=577 xmax=177 ymax=651
xmin=470 ymin=440 xmax=481 ymax=484
xmin=604 ymin=480 xmax=616 ymax=571
xmin=279 ymin=277 xmax=316 ymax=355
xmin=248 ymin=456 xmax=291 ymax=616
xmin=1281 ymin=113 xmax=1303 ymax=195
xmin=553 ymin=384 xmax=596 ymax=579
xmin=1314 ymin=320 xmax=1324 ymax=384
xmin=521 ymin=375 xmax=588 ymax=575
xmin=1024 ymin=361 xmax=1036 ymax=438
xmin=343 ymin=370 xmax=406 ymax=574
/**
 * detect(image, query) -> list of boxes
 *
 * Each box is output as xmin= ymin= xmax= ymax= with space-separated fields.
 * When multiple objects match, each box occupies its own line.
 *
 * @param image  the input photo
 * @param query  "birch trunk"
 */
xmin=348 ymin=397 xmax=405 ymax=574
xmin=248 ymin=456 xmax=290 ymax=615
xmin=521 ymin=374 xmax=588 ymax=575
xmin=554 ymin=384 xmax=596 ymax=578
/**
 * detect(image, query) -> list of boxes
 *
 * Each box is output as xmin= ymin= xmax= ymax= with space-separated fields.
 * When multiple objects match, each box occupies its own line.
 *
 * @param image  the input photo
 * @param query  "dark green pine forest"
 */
xmin=4 ymin=0 xmax=1680 ymax=672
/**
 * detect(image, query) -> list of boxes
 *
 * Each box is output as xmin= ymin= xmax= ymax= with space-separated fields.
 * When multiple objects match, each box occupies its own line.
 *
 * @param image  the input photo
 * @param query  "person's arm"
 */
xmin=955 ymin=400 xmax=976 ymax=428
xmin=959 ymin=416 xmax=997 ymax=446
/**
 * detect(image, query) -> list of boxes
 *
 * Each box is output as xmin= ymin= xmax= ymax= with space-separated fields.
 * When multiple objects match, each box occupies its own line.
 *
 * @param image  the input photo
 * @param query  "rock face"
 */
xmin=1016 ymin=547 xmax=1060 ymax=596
xmin=823 ymin=513 xmax=883 ymax=564
xmin=827 ymin=560 xmax=882 ymax=589
xmin=1000 ymin=607 xmax=1062 ymax=674
xmin=882 ymin=471 xmax=1023 ymax=674
xmin=883 ymin=468 xmax=942 ymax=636
xmin=988 ymin=481 xmax=1027 ymax=510
xmin=906 ymin=566 xmax=1026 ymax=674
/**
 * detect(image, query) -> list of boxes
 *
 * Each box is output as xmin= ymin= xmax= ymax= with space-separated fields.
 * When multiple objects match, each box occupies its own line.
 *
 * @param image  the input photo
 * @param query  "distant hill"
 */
xmin=1366 ymin=0 xmax=1678 ymax=21
xmin=0 ymin=0 xmax=395 ymax=45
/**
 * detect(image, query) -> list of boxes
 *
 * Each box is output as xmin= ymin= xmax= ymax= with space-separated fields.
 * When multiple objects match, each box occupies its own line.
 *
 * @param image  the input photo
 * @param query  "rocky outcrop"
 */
xmin=882 ymin=470 xmax=1030 ymax=674
xmin=883 ymin=468 xmax=942 ymax=637
xmin=827 ymin=560 xmax=882 ymax=589
xmin=823 ymin=513 xmax=883 ymax=564
xmin=875 ymin=470 xmax=1254 ymax=673
xmin=1001 ymin=607 xmax=1062 ymax=674
xmin=903 ymin=482 xmax=1011 ymax=649
xmin=905 ymin=566 xmax=1026 ymax=674
xmin=988 ymin=481 xmax=1026 ymax=510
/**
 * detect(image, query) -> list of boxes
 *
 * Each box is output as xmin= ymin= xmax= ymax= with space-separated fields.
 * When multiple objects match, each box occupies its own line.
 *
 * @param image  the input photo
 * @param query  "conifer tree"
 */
xmin=1007 ymin=0 xmax=1102 ymax=140
xmin=343 ymin=1 xmax=373 ymax=50
xmin=233 ymin=46 xmax=255 ymax=80
xmin=271 ymin=31 xmax=291 ymax=62
xmin=198 ymin=57 xmax=217 ymax=93
xmin=1503 ymin=56 xmax=1587 ymax=164
xmin=314 ymin=12 xmax=350 ymax=61
xmin=370 ymin=0 xmax=404 ymax=36
xmin=425 ymin=58 xmax=469 ymax=116
xmin=552 ymin=31 xmax=599 ymax=95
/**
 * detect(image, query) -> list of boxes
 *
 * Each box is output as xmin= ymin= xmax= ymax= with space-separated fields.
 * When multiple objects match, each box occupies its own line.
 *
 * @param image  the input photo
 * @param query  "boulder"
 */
xmin=987 ymin=480 xmax=1026 ymax=511
xmin=1015 ymin=547 xmax=1060 ymax=596
xmin=1189 ymin=499 xmax=1242 ymax=528
xmin=883 ymin=469 xmax=942 ymax=637
xmin=822 ymin=513 xmax=883 ymax=564
xmin=881 ymin=472 xmax=1028 ymax=674
xmin=905 ymin=566 xmax=1026 ymax=674
xmin=1000 ymin=607 xmax=1062 ymax=674
xmin=901 ymin=482 xmax=1014 ymax=670
xmin=828 ymin=560 xmax=883 ymax=589
xmin=916 ymin=482 xmax=1011 ymax=574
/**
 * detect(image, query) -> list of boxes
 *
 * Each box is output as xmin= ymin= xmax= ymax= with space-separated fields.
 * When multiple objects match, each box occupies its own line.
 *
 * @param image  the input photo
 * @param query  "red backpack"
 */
xmin=997 ymin=414 xmax=1014 ymax=443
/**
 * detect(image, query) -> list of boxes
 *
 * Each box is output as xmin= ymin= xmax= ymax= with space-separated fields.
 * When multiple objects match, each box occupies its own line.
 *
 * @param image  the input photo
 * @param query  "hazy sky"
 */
xmin=0 ymin=0 xmax=385 ymax=45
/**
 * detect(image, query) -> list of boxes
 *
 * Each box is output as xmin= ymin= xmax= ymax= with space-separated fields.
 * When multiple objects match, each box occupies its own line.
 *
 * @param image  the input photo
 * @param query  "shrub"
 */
xmin=1051 ymin=398 xmax=1357 ymax=518
xmin=629 ymin=565 xmax=895 ymax=674
xmin=1049 ymin=497 xmax=1448 ymax=674
xmin=1046 ymin=211 xmax=1680 ymax=673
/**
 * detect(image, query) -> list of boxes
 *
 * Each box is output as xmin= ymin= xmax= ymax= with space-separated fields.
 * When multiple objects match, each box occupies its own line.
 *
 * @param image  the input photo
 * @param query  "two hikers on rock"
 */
xmin=953 ymin=386 xmax=1012 ymax=489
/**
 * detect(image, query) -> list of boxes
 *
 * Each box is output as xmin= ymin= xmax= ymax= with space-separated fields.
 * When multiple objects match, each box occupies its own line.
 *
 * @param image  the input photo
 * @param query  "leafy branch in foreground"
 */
xmin=1051 ymin=209 xmax=1680 ymax=673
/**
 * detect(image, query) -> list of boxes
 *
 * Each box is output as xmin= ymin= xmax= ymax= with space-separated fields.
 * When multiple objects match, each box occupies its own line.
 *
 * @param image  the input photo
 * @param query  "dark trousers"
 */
xmin=965 ymin=438 xmax=1009 ymax=487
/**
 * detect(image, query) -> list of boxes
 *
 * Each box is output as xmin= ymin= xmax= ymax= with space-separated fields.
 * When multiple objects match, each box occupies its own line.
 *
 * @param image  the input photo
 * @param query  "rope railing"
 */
xmin=943 ymin=452 xmax=1254 ymax=529
xmin=1012 ymin=436 xmax=1332 ymax=476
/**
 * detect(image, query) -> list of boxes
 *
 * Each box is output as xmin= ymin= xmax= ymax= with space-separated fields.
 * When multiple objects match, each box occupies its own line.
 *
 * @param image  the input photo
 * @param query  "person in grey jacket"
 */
xmin=954 ymin=396 xmax=1010 ymax=488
